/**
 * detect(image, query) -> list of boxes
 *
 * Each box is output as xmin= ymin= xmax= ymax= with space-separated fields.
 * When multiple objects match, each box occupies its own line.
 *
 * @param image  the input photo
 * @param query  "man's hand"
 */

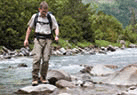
xmin=24 ymin=40 xmax=29 ymax=47
xmin=55 ymin=36 xmax=59 ymax=41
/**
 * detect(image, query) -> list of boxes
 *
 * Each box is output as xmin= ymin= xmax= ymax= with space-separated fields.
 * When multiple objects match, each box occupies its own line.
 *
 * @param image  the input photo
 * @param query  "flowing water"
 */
xmin=1 ymin=48 xmax=137 ymax=94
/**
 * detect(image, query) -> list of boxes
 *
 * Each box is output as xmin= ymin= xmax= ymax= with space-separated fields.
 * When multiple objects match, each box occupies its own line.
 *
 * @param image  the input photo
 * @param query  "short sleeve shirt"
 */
xmin=28 ymin=12 xmax=58 ymax=35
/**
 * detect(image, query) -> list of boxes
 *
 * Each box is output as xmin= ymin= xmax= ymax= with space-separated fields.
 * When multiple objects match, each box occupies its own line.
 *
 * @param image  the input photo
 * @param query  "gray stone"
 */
xmin=17 ymin=63 xmax=28 ymax=67
xmin=120 ymin=86 xmax=137 ymax=95
xmin=90 ymin=64 xmax=115 ymax=76
xmin=81 ymin=81 xmax=94 ymax=88
xmin=120 ymin=40 xmax=126 ymax=45
xmin=47 ymin=70 xmax=71 ymax=85
xmin=16 ymin=84 xmax=57 ymax=94
xmin=102 ymin=64 xmax=137 ymax=85
xmin=129 ymin=43 xmax=137 ymax=48
xmin=107 ymin=45 xmax=116 ymax=52
xmin=56 ymin=79 xmax=75 ymax=88
xmin=59 ymin=48 xmax=66 ymax=55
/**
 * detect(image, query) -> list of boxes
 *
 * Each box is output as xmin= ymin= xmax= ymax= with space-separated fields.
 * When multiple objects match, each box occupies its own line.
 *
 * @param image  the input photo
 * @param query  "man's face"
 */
xmin=39 ymin=7 xmax=48 ymax=17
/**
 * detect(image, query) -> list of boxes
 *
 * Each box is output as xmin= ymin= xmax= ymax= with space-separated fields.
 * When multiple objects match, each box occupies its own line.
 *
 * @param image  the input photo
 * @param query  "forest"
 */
xmin=0 ymin=0 xmax=137 ymax=50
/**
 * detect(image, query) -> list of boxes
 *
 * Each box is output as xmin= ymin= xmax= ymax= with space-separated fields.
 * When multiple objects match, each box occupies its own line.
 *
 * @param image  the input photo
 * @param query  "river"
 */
xmin=0 ymin=48 xmax=137 ymax=94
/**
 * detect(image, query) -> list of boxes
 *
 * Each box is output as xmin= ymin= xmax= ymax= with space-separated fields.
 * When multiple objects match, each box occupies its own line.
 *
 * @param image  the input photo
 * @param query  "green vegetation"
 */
xmin=83 ymin=0 xmax=137 ymax=28
xmin=0 ymin=0 xmax=137 ymax=50
xmin=95 ymin=40 xmax=121 ymax=47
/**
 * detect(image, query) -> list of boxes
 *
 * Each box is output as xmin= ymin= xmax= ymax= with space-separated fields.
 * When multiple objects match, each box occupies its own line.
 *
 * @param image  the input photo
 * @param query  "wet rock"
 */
xmin=75 ymin=80 xmax=83 ymax=86
xmin=55 ymin=50 xmax=63 ymax=56
xmin=129 ymin=44 xmax=137 ymax=48
xmin=2 ymin=46 xmax=11 ymax=53
xmin=98 ymin=50 xmax=107 ymax=54
xmin=8 ymin=66 xmax=16 ymax=69
xmin=65 ymin=50 xmax=73 ymax=56
xmin=102 ymin=64 xmax=137 ymax=85
xmin=105 ymin=65 xmax=118 ymax=69
xmin=107 ymin=45 xmax=116 ymax=52
xmin=81 ymin=81 xmax=94 ymax=88
xmin=3 ymin=54 xmax=11 ymax=59
xmin=16 ymin=84 xmax=57 ymax=94
xmin=59 ymin=48 xmax=66 ymax=55
xmin=89 ymin=50 xmax=96 ymax=55
xmin=80 ymin=66 xmax=92 ymax=73
xmin=47 ymin=70 xmax=71 ymax=85
xmin=20 ymin=47 xmax=30 ymax=56
xmin=119 ymin=86 xmax=137 ymax=95
xmin=100 ymin=47 xmax=107 ymax=51
xmin=72 ymin=48 xmax=79 ymax=54
xmin=56 ymin=79 xmax=75 ymax=88
xmin=90 ymin=64 xmax=115 ymax=76
xmin=17 ymin=63 xmax=28 ymax=67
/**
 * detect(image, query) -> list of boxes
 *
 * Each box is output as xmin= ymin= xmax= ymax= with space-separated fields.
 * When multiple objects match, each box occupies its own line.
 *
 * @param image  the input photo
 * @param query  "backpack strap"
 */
xmin=34 ymin=12 xmax=52 ymax=31
xmin=34 ymin=13 xmax=39 ymax=28
xmin=47 ymin=12 xmax=52 ymax=30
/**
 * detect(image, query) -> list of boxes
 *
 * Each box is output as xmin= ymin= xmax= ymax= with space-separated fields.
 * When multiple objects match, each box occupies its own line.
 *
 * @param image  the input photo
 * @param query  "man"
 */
xmin=24 ymin=1 xmax=59 ymax=86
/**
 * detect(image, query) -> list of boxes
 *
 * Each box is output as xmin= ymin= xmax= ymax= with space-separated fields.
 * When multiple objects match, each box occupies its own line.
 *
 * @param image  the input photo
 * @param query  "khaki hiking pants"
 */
xmin=32 ymin=38 xmax=52 ymax=81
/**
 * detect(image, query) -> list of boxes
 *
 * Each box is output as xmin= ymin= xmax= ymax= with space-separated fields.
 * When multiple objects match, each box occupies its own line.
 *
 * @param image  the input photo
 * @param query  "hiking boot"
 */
xmin=40 ymin=76 xmax=49 ymax=84
xmin=32 ymin=81 xmax=38 ymax=86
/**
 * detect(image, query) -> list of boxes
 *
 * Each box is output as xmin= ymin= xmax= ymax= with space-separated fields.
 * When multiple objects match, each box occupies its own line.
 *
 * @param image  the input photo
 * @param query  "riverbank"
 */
xmin=0 ymin=39 xmax=137 ymax=60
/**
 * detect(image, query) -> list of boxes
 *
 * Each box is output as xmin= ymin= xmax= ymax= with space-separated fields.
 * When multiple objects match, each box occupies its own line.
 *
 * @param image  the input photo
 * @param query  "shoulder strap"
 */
xmin=34 ymin=12 xmax=52 ymax=30
xmin=47 ymin=12 xmax=52 ymax=30
xmin=34 ymin=13 xmax=39 ymax=28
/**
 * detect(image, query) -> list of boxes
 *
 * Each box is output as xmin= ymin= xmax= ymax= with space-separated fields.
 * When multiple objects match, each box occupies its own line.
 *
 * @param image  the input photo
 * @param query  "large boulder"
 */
xmin=47 ymin=70 xmax=71 ymax=85
xmin=90 ymin=64 xmax=115 ymax=76
xmin=16 ymin=84 xmax=57 ymax=94
xmin=56 ymin=79 xmax=75 ymax=88
xmin=102 ymin=64 xmax=137 ymax=85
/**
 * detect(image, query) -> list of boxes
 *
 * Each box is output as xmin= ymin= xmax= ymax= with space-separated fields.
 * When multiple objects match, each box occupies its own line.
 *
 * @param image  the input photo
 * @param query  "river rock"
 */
xmin=56 ymin=79 xmax=75 ymax=88
xmin=72 ymin=48 xmax=79 ymax=54
xmin=17 ymin=63 xmax=28 ymax=67
xmin=47 ymin=70 xmax=71 ymax=85
xmin=20 ymin=47 xmax=30 ymax=56
xmin=56 ymin=50 xmax=63 ymax=55
xmin=90 ymin=64 xmax=115 ymax=76
xmin=102 ymin=64 xmax=137 ymax=85
xmin=129 ymin=43 xmax=137 ymax=48
xmin=98 ymin=50 xmax=107 ymax=54
xmin=81 ymin=81 xmax=94 ymax=88
xmin=107 ymin=45 xmax=116 ymax=52
xmin=3 ymin=54 xmax=11 ymax=59
xmin=80 ymin=66 xmax=92 ymax=73
xmin=120 ymin=40 xmax=126 ymax=45
xmin=65 ymin=49 xmax=73 ymax=56
xmin=105 ymin=65 xmax=118 ymax=69
xmin=59 ymin=48 xmax=66 ymax=55
xmin=120 ymin=86 xmax=137 ymax=95
xmin=16 ymin=84 xmax=57 ymax=94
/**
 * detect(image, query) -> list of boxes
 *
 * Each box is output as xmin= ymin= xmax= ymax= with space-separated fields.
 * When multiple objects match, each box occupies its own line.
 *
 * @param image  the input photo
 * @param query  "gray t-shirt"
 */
xmin=28 ymin=12 xmax=58 ymax=35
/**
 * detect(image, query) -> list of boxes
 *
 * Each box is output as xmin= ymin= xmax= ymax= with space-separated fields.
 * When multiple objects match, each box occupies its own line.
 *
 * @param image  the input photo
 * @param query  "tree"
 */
xmin=89 ymin=12 xmax=123 ymax=42
xmin=0 ymin=0 xmax=41 ymax=49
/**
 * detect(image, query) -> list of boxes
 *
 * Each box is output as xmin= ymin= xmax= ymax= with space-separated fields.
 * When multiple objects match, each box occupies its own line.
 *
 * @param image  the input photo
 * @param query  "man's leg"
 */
xmin=32 ymin=39 xmax=43 ymax=82
xmin=40 ymin=39 xmax=52 ymax=81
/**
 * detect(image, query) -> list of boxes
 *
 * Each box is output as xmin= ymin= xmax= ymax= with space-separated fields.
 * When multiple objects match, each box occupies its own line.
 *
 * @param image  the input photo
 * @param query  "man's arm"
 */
xmin=24 ymin=26 xmax=32 ymax=47
xmin=54 ymin=27 xmax=59 ymax=41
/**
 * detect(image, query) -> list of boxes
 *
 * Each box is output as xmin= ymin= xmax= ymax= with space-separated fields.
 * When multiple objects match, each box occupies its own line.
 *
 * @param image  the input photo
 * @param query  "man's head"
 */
xmin=39 ymin=1 xmax=48 ymax=17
